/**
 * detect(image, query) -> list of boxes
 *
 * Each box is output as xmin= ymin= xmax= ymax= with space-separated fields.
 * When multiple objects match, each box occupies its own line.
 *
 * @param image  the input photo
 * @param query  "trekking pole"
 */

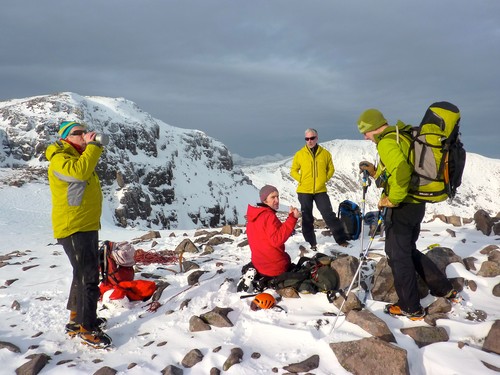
xmin=329 ymin=209 xmax=385 ymax=335
xmin=357 ymin=170 xmax=371 ymax=298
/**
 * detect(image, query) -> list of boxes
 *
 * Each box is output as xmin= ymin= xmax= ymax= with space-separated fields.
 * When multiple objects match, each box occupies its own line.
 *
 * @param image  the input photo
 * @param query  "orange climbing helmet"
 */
xmin=250 ymin=293 xmax=276 ymax=310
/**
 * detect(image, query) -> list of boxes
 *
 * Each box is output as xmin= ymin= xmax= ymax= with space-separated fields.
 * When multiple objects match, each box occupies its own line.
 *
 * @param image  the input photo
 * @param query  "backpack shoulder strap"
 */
xmin=101 ymin=241 xmax=119 ymax=284
xmin=378 ymin=123 xmax=414 ymax=165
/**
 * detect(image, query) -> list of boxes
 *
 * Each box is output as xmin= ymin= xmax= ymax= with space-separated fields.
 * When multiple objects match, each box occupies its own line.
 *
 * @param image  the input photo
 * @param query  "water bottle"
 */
xmin=94 ymin=133 xmax=110 ymax=146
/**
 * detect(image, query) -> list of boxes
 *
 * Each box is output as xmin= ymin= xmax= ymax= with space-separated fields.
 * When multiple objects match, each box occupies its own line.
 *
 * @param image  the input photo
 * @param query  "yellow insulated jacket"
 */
xmin=290 ymin=145 xmax=335 ymax=194
xmin=46 ymin=140 xmax=103 ymax=239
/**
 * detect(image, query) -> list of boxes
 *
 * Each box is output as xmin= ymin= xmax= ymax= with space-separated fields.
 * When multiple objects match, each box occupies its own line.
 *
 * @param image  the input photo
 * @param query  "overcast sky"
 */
xmin=2 ymin=1 xmax=499 ymax=159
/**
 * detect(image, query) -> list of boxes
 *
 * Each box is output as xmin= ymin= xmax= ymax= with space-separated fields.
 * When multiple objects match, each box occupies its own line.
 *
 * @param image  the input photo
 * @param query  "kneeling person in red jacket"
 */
xmin=246 ymin=185 xmax=301 ymax=277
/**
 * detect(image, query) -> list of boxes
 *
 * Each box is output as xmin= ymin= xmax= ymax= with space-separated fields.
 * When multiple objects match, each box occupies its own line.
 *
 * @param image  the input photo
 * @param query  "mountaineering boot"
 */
xmin=310 ymin=245 xmax=318 ymax=251
xmin=65 ymin=322 xmax=80 ymax=338
xmin=66 ymin=317 xmax=108 ymax=337
xmin=403 ymin=307 xmax=426 ymax=321
xmin=338 ymin=242 xmax=352 ymax=248
xmin=79 ymin=326 xmax=112 ymax=349
xmin=445 ymin=289 xmax=462 ymax=303
xmin=384 ymin=303 xmax=426 ymax=321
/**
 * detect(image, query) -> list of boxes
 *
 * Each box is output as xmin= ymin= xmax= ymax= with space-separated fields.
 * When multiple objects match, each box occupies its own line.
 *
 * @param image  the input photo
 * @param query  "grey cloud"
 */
xmin=1 ymin=0 xmax=499 ymax=158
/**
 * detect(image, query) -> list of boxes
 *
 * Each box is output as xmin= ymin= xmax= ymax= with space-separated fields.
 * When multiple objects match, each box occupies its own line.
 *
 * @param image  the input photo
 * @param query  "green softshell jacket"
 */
xmin=374 ymin=121 xmax=421 ymax=205
xmin=290 ymin=145 xmax=334 ymax=194
xmin=46 ymin=140 xmax=103 ymax=239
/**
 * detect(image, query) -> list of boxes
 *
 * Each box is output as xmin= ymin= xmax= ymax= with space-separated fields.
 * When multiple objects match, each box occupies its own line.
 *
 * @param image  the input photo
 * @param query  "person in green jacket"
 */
xmin=357 ymin=109 xmax=459 ymax=321
xmin=290 ymin=128 xmax=350 ymax=250
xmin=46 ymin=121 xmax=111 ymax=348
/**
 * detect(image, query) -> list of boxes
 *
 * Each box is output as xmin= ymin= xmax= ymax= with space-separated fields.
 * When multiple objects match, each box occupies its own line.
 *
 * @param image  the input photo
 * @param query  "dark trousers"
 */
xmin=298 ymin=192 xmax=347 ymax=246
xmin=59 ymin=231 xmax=100 ymax=330
xmin=384 ymin=203 xmax=452 ymax=313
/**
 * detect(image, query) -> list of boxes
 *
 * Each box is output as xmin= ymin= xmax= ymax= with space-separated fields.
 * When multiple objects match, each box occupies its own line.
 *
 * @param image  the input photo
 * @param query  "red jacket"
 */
xmin=246 ymin=204 xmax=298 ymax=277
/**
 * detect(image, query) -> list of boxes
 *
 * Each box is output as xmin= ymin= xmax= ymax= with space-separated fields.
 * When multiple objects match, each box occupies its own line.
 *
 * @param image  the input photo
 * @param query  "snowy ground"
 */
xmin=1 ymin=181 xmax=499 ymax=374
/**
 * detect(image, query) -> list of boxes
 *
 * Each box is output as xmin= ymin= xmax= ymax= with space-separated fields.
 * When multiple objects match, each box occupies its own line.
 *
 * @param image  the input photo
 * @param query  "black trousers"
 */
xmin=59 ymin=231 xmax=100 ymax=330
xmin=298 ymin=192 xmax=347 ymax=246
xmin=384 ymin=203 xmax=452 ymax=313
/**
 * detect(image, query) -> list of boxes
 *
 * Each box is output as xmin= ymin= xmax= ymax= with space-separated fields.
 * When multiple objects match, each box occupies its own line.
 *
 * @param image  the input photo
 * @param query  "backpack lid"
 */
xmin=111 ymin=241 xmax=136 ymax=267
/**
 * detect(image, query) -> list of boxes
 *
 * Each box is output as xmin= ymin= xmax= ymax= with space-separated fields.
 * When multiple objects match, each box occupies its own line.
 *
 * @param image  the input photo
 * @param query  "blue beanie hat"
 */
xmin=58 ymin=121 xmax=85 ymax=139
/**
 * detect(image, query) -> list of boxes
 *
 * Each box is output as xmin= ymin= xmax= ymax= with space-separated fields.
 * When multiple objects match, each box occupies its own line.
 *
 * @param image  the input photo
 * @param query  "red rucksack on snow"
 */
xmin=99 ymin=240 xmax=135 ymax=285
xmin=98 ymin=240 xmax=156 ymax=301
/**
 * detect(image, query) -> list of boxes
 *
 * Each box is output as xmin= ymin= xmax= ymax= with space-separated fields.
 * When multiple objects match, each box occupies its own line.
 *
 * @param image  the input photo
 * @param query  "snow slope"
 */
xmin=0 ymin=180 xmax=499 ymax=374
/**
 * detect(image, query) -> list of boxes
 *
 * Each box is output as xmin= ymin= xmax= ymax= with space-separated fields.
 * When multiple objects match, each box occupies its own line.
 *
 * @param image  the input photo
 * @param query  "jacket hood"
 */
xmin=46 ymin=140 xmax=79 ymax=161
xmin=246 ymin=204 xmax=274 ymax=222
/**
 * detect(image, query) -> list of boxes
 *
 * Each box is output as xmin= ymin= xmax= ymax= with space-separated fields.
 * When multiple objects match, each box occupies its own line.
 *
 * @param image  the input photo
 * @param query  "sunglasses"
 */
xmin=305 ymin=136 xmax=317 ymax=141
xmin=69 ymin=130 xmax=87 ymax=136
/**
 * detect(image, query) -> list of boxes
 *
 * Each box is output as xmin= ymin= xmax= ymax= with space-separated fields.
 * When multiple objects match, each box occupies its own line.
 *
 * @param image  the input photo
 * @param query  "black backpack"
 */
xmin=268 ymin=254 xmax=339 ymax=294
xmin=338 ymin=200 xmax=362 ymax=240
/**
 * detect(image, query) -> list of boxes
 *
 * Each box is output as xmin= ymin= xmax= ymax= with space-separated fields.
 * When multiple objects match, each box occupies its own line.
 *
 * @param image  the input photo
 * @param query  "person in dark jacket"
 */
xmin=246 ymin=185 xmax=300 ymax=277
xmin=357 ymin=109 xmax=460 ymax=321
xmin=46 ymin=121 xmax=111 ymax=348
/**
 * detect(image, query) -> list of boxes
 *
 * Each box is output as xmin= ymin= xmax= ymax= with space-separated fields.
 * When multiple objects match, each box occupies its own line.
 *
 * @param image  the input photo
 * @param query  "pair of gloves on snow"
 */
xmin=359 ymin=161 xmax=397 ymax=210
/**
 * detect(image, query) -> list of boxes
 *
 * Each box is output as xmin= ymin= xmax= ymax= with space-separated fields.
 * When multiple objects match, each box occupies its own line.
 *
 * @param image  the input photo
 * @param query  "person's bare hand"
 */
xmin=289 ymin=206 xmax=301 ymax=219
xmin=84 ymin=131 xmax=96 ymax=143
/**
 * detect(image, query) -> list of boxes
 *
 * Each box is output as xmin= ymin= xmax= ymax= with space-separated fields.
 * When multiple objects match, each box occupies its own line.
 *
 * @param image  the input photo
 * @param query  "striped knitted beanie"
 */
xmin=58 ymin=121 xmax=84 ymax=139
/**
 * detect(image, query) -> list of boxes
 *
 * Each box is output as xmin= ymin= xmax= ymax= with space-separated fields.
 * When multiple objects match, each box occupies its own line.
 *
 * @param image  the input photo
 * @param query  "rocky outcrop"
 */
xmin=0 ymin=93 xmax=256 ymax=229
xmin=346 ymin=309 xmax=396 ymax=343
xmin=399 ymin=326 xmax=449 ymax=348
xmin=15 ymin=353 xmax=50 ymax=375
xmin=330 ymin=338 xmax=409 ymax=375
xmin=282 ymin=354 xmax=319 ymax=373
xmin=474 ymin=209 xmax=494 ymax=235
xmin=2 ymin=222 xmax=500 ymax=375
xmin=483 ymin=320 xmax=500 ymax=355
xmin=181 ymin=349 xmax=204 ymax=368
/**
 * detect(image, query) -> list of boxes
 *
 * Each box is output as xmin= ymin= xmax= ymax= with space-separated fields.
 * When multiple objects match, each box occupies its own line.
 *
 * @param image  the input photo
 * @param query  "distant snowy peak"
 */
xmin=1 ymin=92 xmax=499 ymax=231
xmin=0 ymin=92 xmax=257 ymax=229
xmin=232 ymin=153 xmax=290 ymax=167
xmin=241 ymin=139 xmax=500 ymax=219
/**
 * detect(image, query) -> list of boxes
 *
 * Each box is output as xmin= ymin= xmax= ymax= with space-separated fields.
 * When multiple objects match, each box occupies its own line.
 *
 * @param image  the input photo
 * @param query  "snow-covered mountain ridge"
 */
xmin=0 ymin=92 xmax=256 ymax=229
xmin=1 ymin=92 xmax=499 ymax=233
xmin=240 ymin=139 xmax=500 ymax=220
xmin=0 ymin=93 xmax=499 ymax=374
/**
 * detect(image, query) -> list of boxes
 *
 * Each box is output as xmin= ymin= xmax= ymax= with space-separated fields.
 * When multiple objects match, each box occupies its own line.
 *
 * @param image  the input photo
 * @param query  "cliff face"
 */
xmin=2 ymin=92 xmax=499 ymax=230
xmin=0 ymin=92 xmax=256 ymax=229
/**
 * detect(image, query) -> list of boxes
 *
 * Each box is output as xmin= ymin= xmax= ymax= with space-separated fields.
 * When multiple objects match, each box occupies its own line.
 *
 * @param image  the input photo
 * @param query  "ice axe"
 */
xmin=239 ymin=293 xmax=259 ymax=299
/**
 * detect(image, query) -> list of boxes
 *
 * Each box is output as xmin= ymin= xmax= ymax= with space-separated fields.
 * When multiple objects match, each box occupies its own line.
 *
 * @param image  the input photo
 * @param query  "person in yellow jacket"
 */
xmin=46 ymin=121 xmax=111 ymax=349
xmin=290 ymin=128 xmax=350 ymax=250
xmin=357 ymin=109 xmax=459 ymax=321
